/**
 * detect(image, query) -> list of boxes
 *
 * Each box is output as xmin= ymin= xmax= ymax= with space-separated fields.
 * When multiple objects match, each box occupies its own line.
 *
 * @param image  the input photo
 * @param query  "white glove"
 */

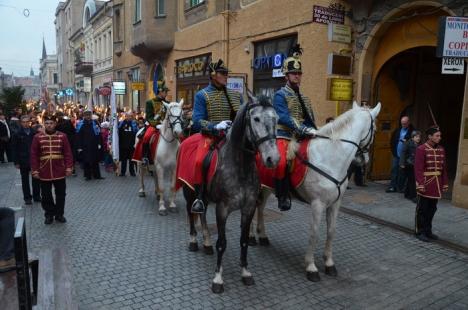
xmin=215 ymin=120 xmax=232 ymax=131
xmin=303 ymin=127 xmax=317 ymax=137
xmin=156 ymin=124 xmax=162 ymax=130
xmin=77 ymin=149 xmax=83 ymax=153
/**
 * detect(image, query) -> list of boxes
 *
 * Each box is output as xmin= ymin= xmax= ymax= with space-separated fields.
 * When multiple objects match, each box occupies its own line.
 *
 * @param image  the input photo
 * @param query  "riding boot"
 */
xmin=274 ymin=177 xmax=291 ymax=211
xmin=142 ymin=143 xmax=153 ymax=165
xmin=191 ymin=184 xmax=206 ymax=214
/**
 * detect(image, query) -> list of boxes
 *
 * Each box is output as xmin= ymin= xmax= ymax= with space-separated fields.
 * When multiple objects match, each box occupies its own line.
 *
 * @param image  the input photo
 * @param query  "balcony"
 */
xmin=75 ymin=62 xmax=93 ymax=76
xmin=114 ymin=41 xmax=123 ymax=57
xmin=130 ymin=1 xmax=176 ymax=62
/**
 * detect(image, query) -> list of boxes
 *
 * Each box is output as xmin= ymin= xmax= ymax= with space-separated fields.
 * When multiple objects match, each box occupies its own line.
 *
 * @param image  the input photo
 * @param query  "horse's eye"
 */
xmin=254 ymin=117 xmax=260 ymax=122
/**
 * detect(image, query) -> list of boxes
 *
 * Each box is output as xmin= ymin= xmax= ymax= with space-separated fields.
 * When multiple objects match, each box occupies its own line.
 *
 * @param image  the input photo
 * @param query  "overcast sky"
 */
xmin=0 ymin=0 xmax=59 ymax=77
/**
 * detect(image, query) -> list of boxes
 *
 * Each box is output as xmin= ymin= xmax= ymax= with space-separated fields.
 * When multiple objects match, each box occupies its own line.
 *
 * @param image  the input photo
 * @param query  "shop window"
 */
xmin=186 ymin=0 xmax=204 ymax=9
xmin=156 ymin=0 xmax=165 ymax=17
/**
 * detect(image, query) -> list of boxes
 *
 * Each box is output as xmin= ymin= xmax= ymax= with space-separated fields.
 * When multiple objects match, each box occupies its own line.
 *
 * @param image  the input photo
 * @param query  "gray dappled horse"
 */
xmin=251 ymin=102 xmax=381 ymax=282
xmin=182 ymin=95 xmax=279 ymax=294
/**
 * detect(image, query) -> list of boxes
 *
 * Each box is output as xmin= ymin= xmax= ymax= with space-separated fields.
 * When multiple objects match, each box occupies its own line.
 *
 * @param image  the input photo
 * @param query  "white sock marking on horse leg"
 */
xmin=241 ymin=267 xmax=252 ymax=278
xmin=213 ymin=267 xmax=223 ymax=284
xmin=305 ymin=200 xmax=324 ymax=271
xmin=306 ymin=263 xmax=318 ymax=273
xmin=190 ymin=235 xmax=197 ymax=244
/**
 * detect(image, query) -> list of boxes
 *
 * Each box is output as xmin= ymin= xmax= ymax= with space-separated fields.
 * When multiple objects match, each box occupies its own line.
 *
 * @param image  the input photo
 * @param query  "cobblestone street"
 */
xmin=1 ymin=164 xmax=468 ymax=309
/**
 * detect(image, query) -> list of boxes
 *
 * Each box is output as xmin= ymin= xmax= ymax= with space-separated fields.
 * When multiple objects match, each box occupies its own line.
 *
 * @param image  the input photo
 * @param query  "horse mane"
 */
xmin=317 ymin=108 xmax=362 ymax=139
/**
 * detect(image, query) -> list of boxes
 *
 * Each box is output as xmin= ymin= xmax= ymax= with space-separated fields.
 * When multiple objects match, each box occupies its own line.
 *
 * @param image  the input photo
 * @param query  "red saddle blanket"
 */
xmin=175 ymin=133 xmax=218 ymax=191
xmin=256 ymin=139 xmax=310 ymax=189
xmin=132 ymin=127 xmax=160 ymax=162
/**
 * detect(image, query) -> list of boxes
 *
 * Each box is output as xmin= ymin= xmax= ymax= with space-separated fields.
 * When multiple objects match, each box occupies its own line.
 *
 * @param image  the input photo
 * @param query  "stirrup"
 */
xmin=142 ymin=157 xmax=149 ymax=166
xmin=191 ymin=199 xmax=205 ymax=214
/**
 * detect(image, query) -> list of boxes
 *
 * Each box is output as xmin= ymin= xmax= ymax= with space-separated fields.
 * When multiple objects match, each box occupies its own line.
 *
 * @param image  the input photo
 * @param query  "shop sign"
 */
xmin=327 ymin=53 xmax=352 ymax=75
xmin=272 ymin=69 xmax=285 ymax=78
xmin=227 ymin=76 xmax=245 ymax=95
xmin=328 ymin=24 xmax=351 ymax=43
xmin=328 ymin=78 xmax=353 ymax=101
xmin=57 ymin=91 xmax=64 ymax=97
xmin=113 ymin=81 xmax=126 ymax=95
xmin=83 ymin=77 xmax=91 ymax=92
xmin=437 ymin=16 xmax=468 ymax=57
xmin=313 ymin=5 xmax=345 ymax=25
xmin=131 ymin=82 xmax=145 ymax=91
xmin=441 ymin=57 xmax=465 ymax=74
xmin=64 ymin=88 xmax=74 ymax=96
xmin=99 ymin=86 xmax=111 ymax=96
xmin=176 ymin=54 xmax=211 ymax=79
xmin=253 ymin=53 xmax=285 ymax=71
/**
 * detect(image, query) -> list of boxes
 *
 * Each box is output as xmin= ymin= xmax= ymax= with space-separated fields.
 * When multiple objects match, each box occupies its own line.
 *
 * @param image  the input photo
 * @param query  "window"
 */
xmin=117 ymin=70 xmax=123 ymax=80
xmin=156 ymin=0 xmax=165 ymax=17
xmin=53 ymin=73 xmax=58 ymax=84
xmin=188 ymin=0 xmax=204 ymax=8
xmin=115 ymin=9 xmax=121 ymax=40
xmin=134 ymin=0 xmax=141 ymax=23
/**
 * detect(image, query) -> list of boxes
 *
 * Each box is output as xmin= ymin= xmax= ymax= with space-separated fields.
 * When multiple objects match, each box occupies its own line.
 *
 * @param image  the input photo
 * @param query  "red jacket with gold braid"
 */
xmin=30 ymin=131 xmax=74 ymax=181
xmin=414 ymin=142 xmax=448 ymax=199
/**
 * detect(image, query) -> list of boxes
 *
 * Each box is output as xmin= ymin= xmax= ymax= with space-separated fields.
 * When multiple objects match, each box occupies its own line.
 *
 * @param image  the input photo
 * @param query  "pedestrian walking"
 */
xmin=30 ymin=114 xmax=74 ymax=225
xmin=414 ymin=126 xmax=448 ymax=242
xmin=386 ymin=116 xmax=414 ymax=193
xmin=11 ymin=115 xmax=41 ymax=205
xmin=75 ymin=110 xmax=104 ymax=180
xmin=399 ymin=130 xmax=421 ymax=202
xmin=118 ymin=112 xmax=138 ymax=176
xmin=0 ymin=112 xmax=10 ymax=163
xmin=0 ymin=207 xmax=15 ymax=273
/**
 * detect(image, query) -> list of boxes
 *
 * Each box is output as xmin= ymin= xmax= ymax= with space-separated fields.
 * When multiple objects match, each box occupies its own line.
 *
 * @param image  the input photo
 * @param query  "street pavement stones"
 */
xmin=1 ymin=163 xmax=468 ymax=309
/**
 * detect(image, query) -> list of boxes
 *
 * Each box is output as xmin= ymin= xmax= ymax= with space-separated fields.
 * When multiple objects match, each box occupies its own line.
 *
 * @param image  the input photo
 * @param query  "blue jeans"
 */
xmin=390 ymin=156 xmax=406 ymax=191
xmin=0 ymin=207 xmax=15 ymax=260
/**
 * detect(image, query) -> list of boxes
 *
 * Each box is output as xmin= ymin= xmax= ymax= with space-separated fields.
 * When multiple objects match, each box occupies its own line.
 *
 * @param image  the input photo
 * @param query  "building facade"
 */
xmin=39 ymin=40 xmax=59 ymax=98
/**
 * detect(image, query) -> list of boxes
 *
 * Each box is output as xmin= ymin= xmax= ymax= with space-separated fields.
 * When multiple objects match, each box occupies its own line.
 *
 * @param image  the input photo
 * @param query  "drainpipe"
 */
xmin=223 ymin=0 xmax=230 ymax=65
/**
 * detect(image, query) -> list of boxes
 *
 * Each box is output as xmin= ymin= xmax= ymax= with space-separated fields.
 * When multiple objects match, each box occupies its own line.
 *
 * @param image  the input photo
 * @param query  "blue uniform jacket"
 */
xmin=273 ymin=87 xmax=314 ymax=138
xmin=192 ymin=84 xmax=243 ymax=133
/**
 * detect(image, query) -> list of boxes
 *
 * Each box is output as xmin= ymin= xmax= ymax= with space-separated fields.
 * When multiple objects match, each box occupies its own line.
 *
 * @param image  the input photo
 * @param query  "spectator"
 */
xmin=0 ymin=207 xmax=15 ymax=273
xmin=75 ymin=111 xmax=104 ymax=180
xmin=386 ymin=116 xmax=414 ymax=193
xmin=100 ymin=121 xmax=113 ymax=173
xmin=0 ymin=112 xmax=10 ymax=163
xmin=11 ymin=115 xmax=41 ymax=205
xmin=118 ymin=112 xmax=138 ymax=176
xmin=400 ymin=131 xmax=421 ymax=203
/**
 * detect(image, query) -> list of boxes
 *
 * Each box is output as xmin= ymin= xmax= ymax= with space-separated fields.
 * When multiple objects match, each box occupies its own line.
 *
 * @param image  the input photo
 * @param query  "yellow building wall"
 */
xmin=165 ymin=0 xmax=351 ymax=125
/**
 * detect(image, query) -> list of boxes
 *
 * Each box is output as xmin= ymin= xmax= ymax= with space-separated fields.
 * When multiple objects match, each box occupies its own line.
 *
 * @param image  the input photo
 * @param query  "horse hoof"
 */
xmin=138 ymin=192 xmax=145 ymax=197
xmin=325 ymin=265 xmax=338 ymax=277
xmin=188 ymin=242 xmax=199 ymax=252
xmin=241 ymin=276 xmax=255 ymax=286
xmin=169 ymin=207 xmax=178 ymax=213
xmin=259 ymin=237 xmax=270 ymax=246
xmin=158 ymin=209 xmax=168 ymax=216
xmin=248 ymin=237 xmax=257 ymax=246
xmin=203 ymin=246 xmax=214 ymax=255
xmin=211 ymin=283 xmax=224 ymax=294
xmin=306 ymin=271 xmax=321 ymax=282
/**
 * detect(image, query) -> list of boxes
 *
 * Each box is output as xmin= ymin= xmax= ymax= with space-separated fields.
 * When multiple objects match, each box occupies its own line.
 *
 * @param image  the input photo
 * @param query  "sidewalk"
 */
xmin=342 ymin=181 xmax=468 ymax=249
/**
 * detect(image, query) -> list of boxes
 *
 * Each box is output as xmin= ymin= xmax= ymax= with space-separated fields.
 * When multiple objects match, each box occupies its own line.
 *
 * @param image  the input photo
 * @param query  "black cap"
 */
xmin=425 ymin=126 xmax=440 ymax=136
xmin=208 ymin=59 xmax=229 ymax=75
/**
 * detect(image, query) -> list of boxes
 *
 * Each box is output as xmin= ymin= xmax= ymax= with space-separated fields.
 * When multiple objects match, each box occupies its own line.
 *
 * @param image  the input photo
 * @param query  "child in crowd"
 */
xmin=400 ymin=130 xmax=421 ymax=203
xmin=100 ymin=122 xmax=114 ymax=173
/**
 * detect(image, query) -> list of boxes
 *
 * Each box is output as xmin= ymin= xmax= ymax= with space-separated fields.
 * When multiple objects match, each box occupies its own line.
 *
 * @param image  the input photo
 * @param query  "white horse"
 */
xmin=137 ymin=100 xmax=185 ymax=216
xmin=252 ymin=102 xmax=381 ymax=281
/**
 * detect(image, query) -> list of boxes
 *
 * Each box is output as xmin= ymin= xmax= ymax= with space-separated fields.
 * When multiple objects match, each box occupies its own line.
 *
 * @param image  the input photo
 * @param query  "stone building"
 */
xmin=14 ymin=69 xmax=41 ymax=101
xmin=39 ymin=39 xmax=59 ymax=98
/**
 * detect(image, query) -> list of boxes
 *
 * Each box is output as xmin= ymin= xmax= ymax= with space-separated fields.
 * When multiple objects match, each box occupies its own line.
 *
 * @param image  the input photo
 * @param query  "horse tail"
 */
xmin=287 ymin=138 xmax=299 ymax=161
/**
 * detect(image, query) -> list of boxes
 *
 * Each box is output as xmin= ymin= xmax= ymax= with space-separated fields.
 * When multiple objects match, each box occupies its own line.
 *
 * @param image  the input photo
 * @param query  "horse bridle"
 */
xmin=296 ymin=111 xmax=376 ymax=203
xmin=243 ymin=103 xmax=277 ymax=153
xmin=160 ymin=106 xmax=184 ymax=143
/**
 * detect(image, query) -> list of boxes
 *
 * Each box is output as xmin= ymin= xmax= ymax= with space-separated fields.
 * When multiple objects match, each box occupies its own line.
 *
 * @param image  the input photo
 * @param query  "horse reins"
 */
xmin=296 ymin=111 xmax=375 ymax=203
xmin=160 ymin=106 xmax=184 ymax=143
xmin=242 ymin=102 xmax=276 ymax=154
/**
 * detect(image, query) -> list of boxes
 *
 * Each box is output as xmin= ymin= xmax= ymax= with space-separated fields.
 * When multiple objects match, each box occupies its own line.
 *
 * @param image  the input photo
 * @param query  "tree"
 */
xmin=0 ymin=86 xmax=25 ymax=116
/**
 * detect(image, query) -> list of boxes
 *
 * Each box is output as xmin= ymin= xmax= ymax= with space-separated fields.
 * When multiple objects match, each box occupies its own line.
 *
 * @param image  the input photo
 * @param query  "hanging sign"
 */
xmin=313 ymin=5 xmax=345 ymax=25
xmin=437 ymin=16 xmax=468 ymax=58
xmin=328 ymin=24 xmax=351 ymax=43
xmin=441 ymin=57 xmax=465 ymax=74
xmin=328 ymin=78 xmax=353 ymax=101
xmin=227 ymin=76 xmax=245 ymax=95
xmin=131 ymin=82 xmax=145 ymax=91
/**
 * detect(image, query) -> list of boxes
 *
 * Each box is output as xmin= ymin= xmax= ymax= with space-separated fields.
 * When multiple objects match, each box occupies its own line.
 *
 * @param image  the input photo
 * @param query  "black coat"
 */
xmin=390 ymin=125 xmax=414 ymax=157
xmin=56 ymin=119 xmax=75 ymax=149
xmin=11 ymin=127 xmax=36 ymax=168
xmin=118 ymin=120 xmax=137 ymax=150
xmin=399 ymin=140 xmax=418 ymax=167
xmin=0 ymin=121 xmax=9 ymax=141
xmin=75 ymin=120 xmax=102 ymax=163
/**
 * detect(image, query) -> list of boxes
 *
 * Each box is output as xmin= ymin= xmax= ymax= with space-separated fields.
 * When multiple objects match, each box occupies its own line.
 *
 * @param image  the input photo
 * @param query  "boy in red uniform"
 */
xmin=30 ymin=115 xmax=74 ymax=225
xmin=414 ymin=126 xmax=448 ymax=242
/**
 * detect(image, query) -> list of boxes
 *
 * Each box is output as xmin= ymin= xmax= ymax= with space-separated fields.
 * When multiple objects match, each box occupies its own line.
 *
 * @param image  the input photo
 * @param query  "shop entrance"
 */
xmin=371 ymin=46 xmax=465 ymax=185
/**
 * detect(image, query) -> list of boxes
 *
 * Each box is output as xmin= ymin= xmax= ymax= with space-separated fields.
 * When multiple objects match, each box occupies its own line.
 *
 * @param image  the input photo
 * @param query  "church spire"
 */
xmin=42 ymin=37 xmax=47 ymax=60
xmin=30 ymin=67 xmax=34 ymax=76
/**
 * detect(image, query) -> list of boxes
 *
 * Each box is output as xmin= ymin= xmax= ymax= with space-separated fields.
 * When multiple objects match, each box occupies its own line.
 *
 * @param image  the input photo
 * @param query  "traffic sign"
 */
xmin=441 ymin=57 xmax=465 ymax=75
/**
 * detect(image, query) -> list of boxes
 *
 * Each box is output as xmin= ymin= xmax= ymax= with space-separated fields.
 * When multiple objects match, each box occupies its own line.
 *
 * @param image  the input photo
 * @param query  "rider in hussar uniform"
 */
xmin=133 ymin=80 xmax=169 ymax=165
xmin=273 ymin=44 xmax=317 ymax=211
xmin=190 ymin=59 xmax=243 ymax=213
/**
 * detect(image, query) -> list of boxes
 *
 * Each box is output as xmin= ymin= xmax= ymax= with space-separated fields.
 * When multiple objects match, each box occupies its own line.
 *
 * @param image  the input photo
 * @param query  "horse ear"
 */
xmin=163 ymin=102 xmax=171 ymax=110
xmin=371 ymin=102 xmax=382 ymax=118
xmin=178 ymin=98 xmax=184 ymax=107
xmin=352 ymin=101 xmax=360 ymax=109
